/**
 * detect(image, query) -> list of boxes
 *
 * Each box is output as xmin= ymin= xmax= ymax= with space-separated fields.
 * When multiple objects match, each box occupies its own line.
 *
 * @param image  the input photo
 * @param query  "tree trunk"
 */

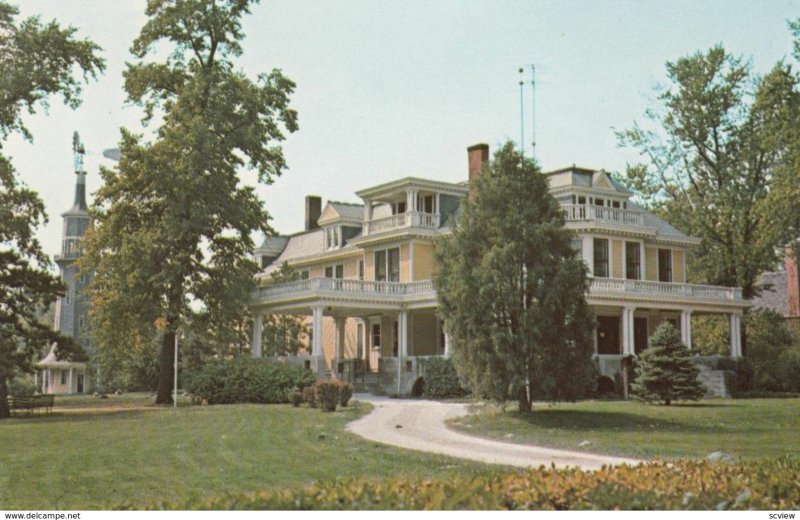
xmin=0 ymin=377 xmax=11 ymax=419
xmin=155 ymin=329 xmax=176 ymax=405
xmin=517 ymin=385 xmax=531 ymax=414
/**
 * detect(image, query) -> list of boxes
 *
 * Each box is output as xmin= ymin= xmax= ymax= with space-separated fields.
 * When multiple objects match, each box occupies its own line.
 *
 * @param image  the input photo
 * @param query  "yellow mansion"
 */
xmin=249 ymin=144 xmax=748 ymax=395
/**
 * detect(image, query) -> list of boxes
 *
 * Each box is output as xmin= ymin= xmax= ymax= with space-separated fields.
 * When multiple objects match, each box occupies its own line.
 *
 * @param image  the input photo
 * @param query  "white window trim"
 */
xmin=622 ymin=239 xmax=645 ymax=281
xmin=374 ymin=246 xmax=401 ymax=282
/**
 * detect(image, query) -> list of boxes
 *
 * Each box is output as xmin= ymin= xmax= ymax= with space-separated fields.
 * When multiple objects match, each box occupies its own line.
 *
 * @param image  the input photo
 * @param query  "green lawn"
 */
xmin=0 ymin=394 xmax=489 ymax=509
xmin=450 ymin=398 xmax=800 ymax=460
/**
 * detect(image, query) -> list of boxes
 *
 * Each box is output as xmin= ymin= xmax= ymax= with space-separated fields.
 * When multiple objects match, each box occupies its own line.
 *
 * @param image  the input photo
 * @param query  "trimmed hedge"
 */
xmin=184 ymin=358 xmax=316 ymax=404
xmin=147 ymin=458 xmax=800 ymax=510
xmin=420 ymin=357 xmax=469 ymax=399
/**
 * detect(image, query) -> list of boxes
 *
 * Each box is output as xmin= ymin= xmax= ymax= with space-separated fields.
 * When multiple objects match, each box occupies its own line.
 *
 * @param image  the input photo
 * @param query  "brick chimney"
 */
xmin=467 ymin=143 xmax=489 ymax=200
xmin=786 ymin=242 xmax=800 ymax=317
xmin=305 ymin=195 xmax=322 ymax=231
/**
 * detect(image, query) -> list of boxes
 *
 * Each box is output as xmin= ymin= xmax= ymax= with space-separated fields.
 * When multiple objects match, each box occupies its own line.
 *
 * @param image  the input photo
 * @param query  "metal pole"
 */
xmin=518 ymin=68 xmax=525 ymax=156
xmin=530 ymin=64 xmax=536 ymax=161
xmin=173 ymin=331 xmax=178 ymax=408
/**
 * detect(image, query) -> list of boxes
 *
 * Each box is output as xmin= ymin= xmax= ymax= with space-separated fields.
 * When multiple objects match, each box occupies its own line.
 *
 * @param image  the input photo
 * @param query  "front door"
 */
xmin=634 ymin=317 xmax=649 ymax=354
xmin=596 ymin=316 xmax=621 ymax=355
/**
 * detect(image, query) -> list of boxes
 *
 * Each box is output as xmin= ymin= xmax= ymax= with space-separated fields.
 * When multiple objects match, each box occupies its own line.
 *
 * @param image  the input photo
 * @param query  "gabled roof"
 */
xmin=37 ymin=343 xmax=85 ymax=368
xmin=318 ymin=201 xmax=364 ymax=226
xmin=255 ymin=236 xmax=290 ymax=257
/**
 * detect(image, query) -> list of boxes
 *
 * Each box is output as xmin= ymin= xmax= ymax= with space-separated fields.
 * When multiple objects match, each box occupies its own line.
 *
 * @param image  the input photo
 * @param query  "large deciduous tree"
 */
xmin=0 ymin=1 xmax=103 ymax=418
xmin=434 ymin=142 xmax=596 ymax=412
xmin=84 ymin=0 xmax=297 ymax=404
xmin=617 ymin=41 xmax=800 ymax=299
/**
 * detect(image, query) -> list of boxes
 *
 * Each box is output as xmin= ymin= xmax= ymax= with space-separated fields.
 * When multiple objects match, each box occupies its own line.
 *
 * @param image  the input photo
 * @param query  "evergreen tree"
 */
xmin=0 ymin=2 xmax=103 ymax=418
xmin=435 ymin=142 xmax=595 ymax=412
xmin=632 ymin=322 xmax=705 ymax=405
xmin=84 ymin=0 xmax=298 ymax=404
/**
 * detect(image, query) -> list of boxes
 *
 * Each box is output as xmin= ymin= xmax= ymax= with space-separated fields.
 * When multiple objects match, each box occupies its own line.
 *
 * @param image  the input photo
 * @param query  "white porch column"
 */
xmin=334 ymin=317 xmax=346 ymax=359
xmin=729 ymin=313 xmax=743 ymax=358
xmin=406 ymin=189 xmax=414 ymax=213
xmin=312 ymin=306 xmax=324 ymax=357
xmin=680 ymin=310 xmax=693 ymax=348
xmin=68 ymin=367 xmax=73 ymax=393
xmin=622 ymin=307 xmax=635 ymax=356
xmin=397 ymin=310 xmax=408 ymax=396
xmin=251 ymin=312 xmax=263 ymax=358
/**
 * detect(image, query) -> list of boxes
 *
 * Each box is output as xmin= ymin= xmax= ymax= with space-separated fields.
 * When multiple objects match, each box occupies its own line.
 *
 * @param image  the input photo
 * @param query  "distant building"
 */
xmin=753 ymin=241 xmax=800 ymax=338
xmin=37 ymin=133 xmax=94 ymax=394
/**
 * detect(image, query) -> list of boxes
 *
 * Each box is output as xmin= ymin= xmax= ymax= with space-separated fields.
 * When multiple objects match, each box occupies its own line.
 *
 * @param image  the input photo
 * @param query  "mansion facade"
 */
xmin=250 ymin=144 xmax=749 ymax=395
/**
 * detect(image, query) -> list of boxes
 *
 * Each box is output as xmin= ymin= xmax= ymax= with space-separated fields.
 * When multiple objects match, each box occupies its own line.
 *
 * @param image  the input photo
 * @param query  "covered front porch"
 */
xmin=250 ymin=278 xmax=448 ymax=395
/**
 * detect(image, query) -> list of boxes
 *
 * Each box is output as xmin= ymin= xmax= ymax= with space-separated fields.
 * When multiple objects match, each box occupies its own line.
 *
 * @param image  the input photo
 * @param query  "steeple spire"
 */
xmin=71 ymin=131 xmax=87 ymax=212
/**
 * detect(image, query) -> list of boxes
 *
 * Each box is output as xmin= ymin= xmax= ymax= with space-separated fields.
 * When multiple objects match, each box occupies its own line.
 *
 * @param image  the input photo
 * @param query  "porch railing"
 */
xmin=561 ymin=204 xmax=644 ymax=226
xmin=364 ymin=211 xmax=440 ymax=235
xmin=589 ymin=277 xmax=743 ymax=300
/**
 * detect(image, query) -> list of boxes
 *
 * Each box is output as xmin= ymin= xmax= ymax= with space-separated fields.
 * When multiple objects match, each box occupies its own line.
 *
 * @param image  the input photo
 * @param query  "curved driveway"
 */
xmin=347 ymin=395 xmax=640 ymax=470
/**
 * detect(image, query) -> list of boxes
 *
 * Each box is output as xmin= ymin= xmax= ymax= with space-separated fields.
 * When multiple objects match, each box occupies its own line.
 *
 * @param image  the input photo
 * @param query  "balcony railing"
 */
xmin=364 ymin=211 xmax=440 ymax=235
xmin=589 ymin=277 xmax=743 ymax=300
xmin=254 ymin=278 xmax=436 ymax=301
xmin=562 ymin=204 xmax=644 ymax=226
xmin=254 ymin=277 xmax=744 ymax=306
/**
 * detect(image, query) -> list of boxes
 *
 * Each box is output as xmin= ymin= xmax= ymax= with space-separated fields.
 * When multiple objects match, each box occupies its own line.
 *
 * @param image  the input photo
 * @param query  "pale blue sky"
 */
xmin=7 ymin=0 xmax=799 ymax=259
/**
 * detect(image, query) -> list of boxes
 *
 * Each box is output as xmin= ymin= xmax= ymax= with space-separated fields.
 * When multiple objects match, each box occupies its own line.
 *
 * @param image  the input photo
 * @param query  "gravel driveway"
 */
xmin=347 ymin=395 xmax=640 ymax=470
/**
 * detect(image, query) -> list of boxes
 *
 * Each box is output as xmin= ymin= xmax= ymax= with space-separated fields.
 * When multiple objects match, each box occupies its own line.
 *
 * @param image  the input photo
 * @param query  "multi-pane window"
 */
xmin=625 ymin=241 xmax=641 ymax=280
xmin=375 ymin=247 xmax=400 ymax=282
xmin=324 ymin=264 xmax=344 ymax=279
xmin=358 ymin=260 xmax=364 ymax=280
xmin=325 ymin=227 xmax=340 ymax=250
xmin=371 ymin=323 xmax=381 ymax=348
xmin=658 ymin=249 xmax=672 ymax=282
xmin=593 ymin=238 xmax=609 ymax=278
xmin=60 ymin=370 xmax=67 ymax=385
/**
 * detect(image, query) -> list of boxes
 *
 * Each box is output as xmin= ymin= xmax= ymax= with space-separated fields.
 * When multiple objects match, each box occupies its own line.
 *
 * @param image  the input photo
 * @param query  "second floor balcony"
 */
xmin=363 ymin=211 xmax=440 ymax=236
xmin=562 ymin=203 xmax=644 ymax=226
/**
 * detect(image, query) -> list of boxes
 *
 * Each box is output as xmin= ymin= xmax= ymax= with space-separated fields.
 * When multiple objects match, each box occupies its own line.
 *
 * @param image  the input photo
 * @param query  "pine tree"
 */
xmin=632 ymin=322 xmax=705 ymax=405
xmin=435 ymin=142 xmax=596 ymax=412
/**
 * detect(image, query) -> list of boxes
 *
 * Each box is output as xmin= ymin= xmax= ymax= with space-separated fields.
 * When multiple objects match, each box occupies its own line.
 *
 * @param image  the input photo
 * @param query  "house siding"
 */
xmin=611 ymin=239 xmax=623 ymax=278
xmin=413 ymin=242 xmax=435 ymax=280
xmin=645 ymin=247 xmax=658 ymax=281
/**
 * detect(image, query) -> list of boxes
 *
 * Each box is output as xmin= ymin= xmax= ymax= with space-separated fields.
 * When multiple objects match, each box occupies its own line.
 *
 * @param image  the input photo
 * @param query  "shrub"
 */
xmin=314 ymin=380 xmax=339 ymax=412
xmin=159 ymin=458 xmax=800 ymax=510
xmin=420 ymin=357 xmax=468 ymax=399
xmin=338 ymin=381 xmax=353 ymax=407
xmin=303 ymin=386 xmax=317 ymax=408
xmin=289 ymin=389 xmax=304 ymax=407
xmin=183 ymin=357 xmax=316 ymax=405
xmin=8 ymin=376 xmax=38 ymax=397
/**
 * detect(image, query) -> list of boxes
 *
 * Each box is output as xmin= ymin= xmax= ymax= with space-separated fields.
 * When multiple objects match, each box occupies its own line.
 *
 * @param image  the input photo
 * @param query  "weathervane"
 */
xmin=72 ymin=131 xmax=85 ymax=174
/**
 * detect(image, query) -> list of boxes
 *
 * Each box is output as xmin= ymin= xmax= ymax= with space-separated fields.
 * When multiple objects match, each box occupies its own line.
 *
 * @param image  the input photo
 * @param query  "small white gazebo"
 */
xmin=36 ymin=343 xmax=87 ymax=394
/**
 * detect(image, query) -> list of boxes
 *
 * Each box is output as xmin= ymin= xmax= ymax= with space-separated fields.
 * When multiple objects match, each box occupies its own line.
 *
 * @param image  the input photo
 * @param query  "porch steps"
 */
xmin=696 ymin=365 xmax=730 ymax=398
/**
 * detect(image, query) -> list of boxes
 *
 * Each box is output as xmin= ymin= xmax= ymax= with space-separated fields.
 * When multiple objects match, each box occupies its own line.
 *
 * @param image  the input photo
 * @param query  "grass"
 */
xmin=0 ymin=394 xmax=490 ymax=509
xmin=449 ymin=398 xmax=800 ymax=460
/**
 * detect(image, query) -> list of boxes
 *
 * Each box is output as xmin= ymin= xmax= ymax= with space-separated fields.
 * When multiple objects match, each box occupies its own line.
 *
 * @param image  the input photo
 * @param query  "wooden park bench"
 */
xmin=8 ymin=394 xmax=55 ymax=416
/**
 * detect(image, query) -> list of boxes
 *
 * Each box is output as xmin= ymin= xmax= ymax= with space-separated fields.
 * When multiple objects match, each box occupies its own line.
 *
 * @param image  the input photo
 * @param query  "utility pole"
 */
xmin=518 ymin=67 xmax=525 ymax=156
xmin=530 ymin=64 xmax=536 ymax=161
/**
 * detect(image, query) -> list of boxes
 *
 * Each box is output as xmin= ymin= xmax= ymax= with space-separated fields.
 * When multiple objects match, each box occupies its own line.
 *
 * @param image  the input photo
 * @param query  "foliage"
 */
xmin=720 ymin=308 xmax=800 ymax=395
xmin=420 ymin=356 xmax=469 ymax=399
xmin=435 ymin=142 xmax=595 ymax=411
xmin=338 ymin=381 xmax=353 ymax=407
xmin=163 ymin=458 xmax=800 ymax=510
xmin=314 ymin=379 xmax=340 ymax=412
xmin=0 ymin=1 xmax=103 ymax=418
xmin=631 ymin=323 xmax=705 ymax=405
xmin=289 ymin=389 xmax=303 ymax=407
xmin=617 ymin=42 xmax=800 ymax=299
xmin=262 ymin=264 xmax=309 ymax=356
xmin=303 ymin=385 xmax=317 ymax=408
xmin=7 ymin=376 xmax=37 ymax=397
xmin=84 ymin=0 xmax=298 ymax=404
xmin=691 ymin=315 xmax=729 ymax=355
xmin=183 ymin=357 xmax=314 ymax=405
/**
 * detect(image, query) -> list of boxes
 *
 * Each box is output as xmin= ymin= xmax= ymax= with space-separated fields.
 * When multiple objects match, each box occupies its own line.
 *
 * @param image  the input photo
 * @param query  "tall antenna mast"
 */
xmin=518 ymin=68 xmax=525 ymax=157
xmin=530 ymin=64 xmax=536 ymax=161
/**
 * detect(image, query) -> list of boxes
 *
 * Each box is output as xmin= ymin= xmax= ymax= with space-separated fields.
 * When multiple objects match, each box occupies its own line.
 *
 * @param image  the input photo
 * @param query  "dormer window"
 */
xmin=325 ymin=226 xmax=340 ymax=250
